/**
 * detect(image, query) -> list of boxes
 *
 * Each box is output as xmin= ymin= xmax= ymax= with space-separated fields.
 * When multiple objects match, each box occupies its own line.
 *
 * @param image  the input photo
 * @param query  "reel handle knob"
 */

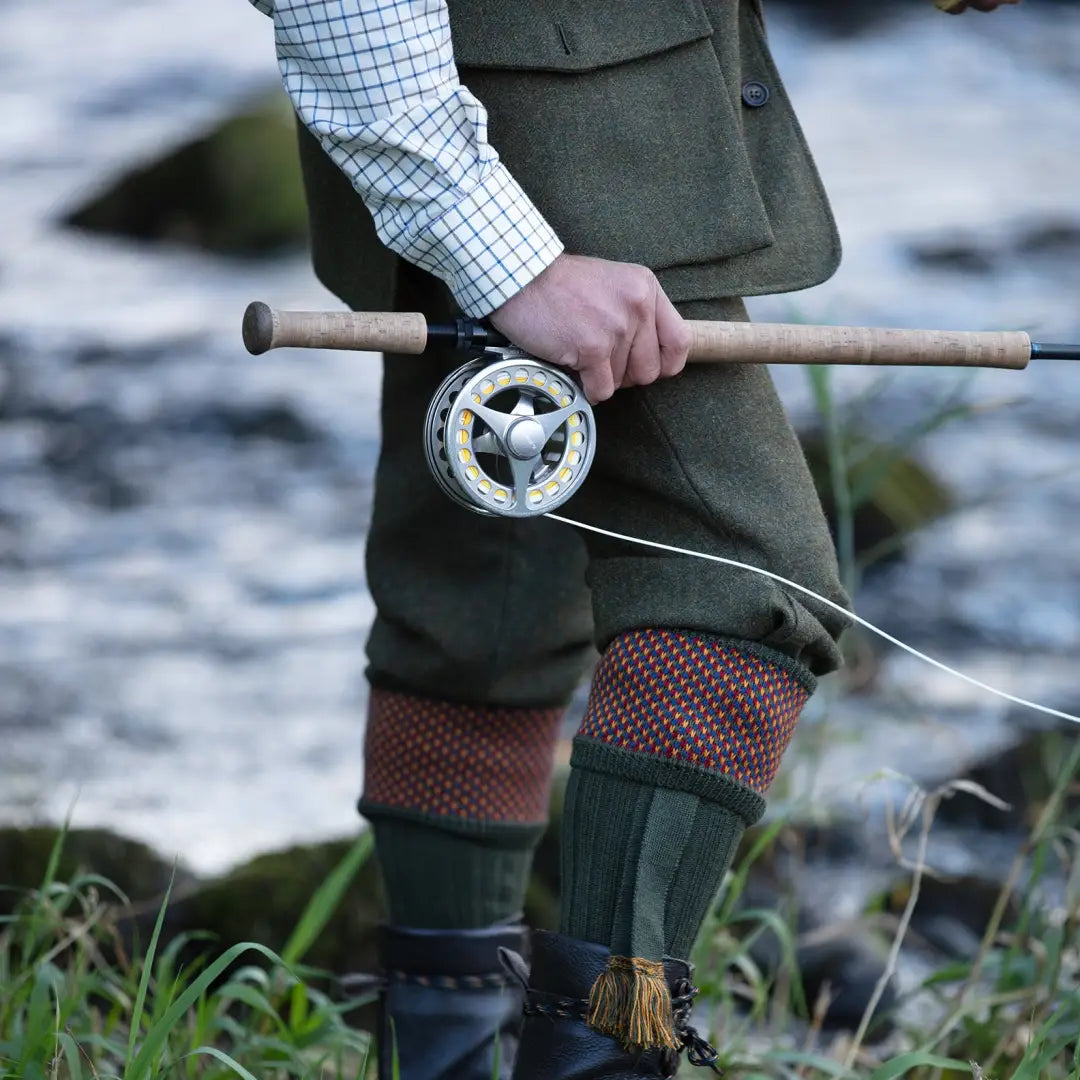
xmin=242 ymin=302 xmax=429 ymax=355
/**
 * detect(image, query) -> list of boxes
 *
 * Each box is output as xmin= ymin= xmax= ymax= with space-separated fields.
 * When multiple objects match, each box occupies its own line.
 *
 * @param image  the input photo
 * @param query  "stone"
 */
xmin=799 ymin=431 xmax=952 ymax=574
xmin=62 ymin=93 xmax=308 ymax=256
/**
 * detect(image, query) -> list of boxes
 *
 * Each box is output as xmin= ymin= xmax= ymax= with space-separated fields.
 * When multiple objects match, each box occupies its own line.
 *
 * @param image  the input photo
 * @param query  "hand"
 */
xmin=939 ymin=0 xmax=1019 ymax=13
xmin=488 ymin=253 xmax=691 ymax=403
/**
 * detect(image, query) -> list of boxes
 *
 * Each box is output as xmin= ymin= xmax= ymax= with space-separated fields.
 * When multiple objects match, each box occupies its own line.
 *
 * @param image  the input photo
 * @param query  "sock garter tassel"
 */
xmin=586 ymin=955 xmax=679 ymax=1052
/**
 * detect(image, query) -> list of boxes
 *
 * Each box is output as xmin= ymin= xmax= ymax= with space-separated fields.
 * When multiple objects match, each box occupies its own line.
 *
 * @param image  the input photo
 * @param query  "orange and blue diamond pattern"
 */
xmin=363 ymin=688 xmax=563 ymax=824
xmin=578 ymin=630 xmax=808 ymax=794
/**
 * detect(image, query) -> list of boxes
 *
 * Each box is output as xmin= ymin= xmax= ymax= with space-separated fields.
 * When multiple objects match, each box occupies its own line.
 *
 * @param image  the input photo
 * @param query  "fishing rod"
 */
xmin=242 ymin=301 xmax=1080 ymax=519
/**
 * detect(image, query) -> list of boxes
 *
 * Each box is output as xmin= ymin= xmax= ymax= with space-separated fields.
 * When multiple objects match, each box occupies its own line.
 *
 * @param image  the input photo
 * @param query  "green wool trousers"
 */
xmin=357 ymin=260 xmax=850 ymax=942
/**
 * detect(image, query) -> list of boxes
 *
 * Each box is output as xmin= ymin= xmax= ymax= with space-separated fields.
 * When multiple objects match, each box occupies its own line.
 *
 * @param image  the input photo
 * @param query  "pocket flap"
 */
xmin=447 ymin=0 xmax=714 ymax=73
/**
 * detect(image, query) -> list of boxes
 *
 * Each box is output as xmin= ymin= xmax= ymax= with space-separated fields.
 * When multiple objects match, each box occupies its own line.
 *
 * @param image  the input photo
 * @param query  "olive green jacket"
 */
xmin=297 ymin=0 xmax=841 ymax=312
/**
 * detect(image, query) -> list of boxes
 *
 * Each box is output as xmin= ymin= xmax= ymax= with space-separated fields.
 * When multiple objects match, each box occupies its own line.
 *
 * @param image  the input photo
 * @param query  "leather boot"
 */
xmin=502 ymin=930 xmax=722 ymax=1080
xmin=362 ymin=924 xmax=528 ymax=1080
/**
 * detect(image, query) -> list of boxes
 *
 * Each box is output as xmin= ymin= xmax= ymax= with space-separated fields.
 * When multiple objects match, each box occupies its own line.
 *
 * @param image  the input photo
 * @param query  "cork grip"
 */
xmin=242 ymin=302 xmax=429 ymax=356
xmin=686 ymin=321 xmax=1032 ymax=369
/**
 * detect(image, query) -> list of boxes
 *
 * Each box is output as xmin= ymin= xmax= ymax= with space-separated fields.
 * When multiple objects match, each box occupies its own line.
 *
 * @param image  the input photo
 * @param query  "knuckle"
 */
xmin=581 ymin=336 xmax=610 ymax=360
xmin=628 ymin=272 xmax=655 ymax=311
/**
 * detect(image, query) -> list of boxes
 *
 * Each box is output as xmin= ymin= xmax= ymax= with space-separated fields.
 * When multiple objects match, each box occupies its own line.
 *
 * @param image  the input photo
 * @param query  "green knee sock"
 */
xmin=559 ymin=739 xmax=765 ymax=960
xmin=560 ymin=631 xmax=811 ymax=962
xmin=370 ymin=815 xmax=542 ymax=930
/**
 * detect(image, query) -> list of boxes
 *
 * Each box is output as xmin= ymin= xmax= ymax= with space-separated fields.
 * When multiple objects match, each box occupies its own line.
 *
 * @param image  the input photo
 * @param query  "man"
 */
xmin=247 ymin=0 xmax=1019 ymax=1077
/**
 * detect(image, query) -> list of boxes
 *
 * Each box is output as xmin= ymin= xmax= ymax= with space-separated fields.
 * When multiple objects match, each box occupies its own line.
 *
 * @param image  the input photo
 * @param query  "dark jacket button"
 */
xmin=741 ymin=80 xmax=770 ymax=107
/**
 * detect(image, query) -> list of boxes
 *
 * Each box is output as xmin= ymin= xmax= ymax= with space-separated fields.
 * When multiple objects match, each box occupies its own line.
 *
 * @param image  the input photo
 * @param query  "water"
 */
xmin=0 ymin=0 xmax=1078 ymax=876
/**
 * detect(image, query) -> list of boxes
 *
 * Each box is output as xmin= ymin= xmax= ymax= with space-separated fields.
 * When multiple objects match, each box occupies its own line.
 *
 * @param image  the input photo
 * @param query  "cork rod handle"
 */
xmin=243 ymin=302 xmax=429 ymax=356
xmin=686 ymin=321 xmax=1031 ymax=369
xmin=242 ymin=303 xmax=1032 ymax=370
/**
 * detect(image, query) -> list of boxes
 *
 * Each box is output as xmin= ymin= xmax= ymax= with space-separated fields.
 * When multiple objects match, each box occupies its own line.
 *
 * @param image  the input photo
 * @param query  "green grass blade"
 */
xmin=764 ymin=1049 xmax=854 ymax=1077
xmin=57 ymin=1033 xmax=85 ymax=1080
xmin=281 ymin=831 xmax=372 ymax=968
xmin=186 ymin=1045 xmax=260 ymax=1080
xmin=126 ymin=941 xmax=285 ymax=1080
xmin=124 ymin=866 xmax=176 ymax=1070
xmin=390 ymin=1014 xmax=400 ymax=1080
xmin=865 ymin=1052 xmax=970 ymax=1080
xmin=16 ymin=963 xmax=64 ymax=1075
xmin=21 ymin=822 xmax=70 ymax=958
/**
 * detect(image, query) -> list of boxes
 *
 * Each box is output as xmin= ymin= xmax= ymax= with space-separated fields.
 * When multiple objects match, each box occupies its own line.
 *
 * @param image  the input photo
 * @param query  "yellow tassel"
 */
xmin=586 ymin=956 xmax=679 ymax=1052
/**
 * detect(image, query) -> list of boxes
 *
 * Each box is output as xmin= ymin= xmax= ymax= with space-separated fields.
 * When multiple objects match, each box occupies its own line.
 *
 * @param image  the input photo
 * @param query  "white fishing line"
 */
xmin=546 ymin=513 xmax=1080 ymax=726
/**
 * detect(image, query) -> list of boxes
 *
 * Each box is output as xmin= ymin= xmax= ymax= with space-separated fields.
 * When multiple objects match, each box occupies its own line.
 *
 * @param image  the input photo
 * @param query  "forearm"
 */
xmin=249 ymin=0 xmax=562 ymax=315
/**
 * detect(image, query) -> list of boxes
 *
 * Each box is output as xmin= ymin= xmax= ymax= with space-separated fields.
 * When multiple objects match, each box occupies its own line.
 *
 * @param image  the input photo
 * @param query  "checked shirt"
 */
xmin=248 ymin=0 xmax=564 ymax=316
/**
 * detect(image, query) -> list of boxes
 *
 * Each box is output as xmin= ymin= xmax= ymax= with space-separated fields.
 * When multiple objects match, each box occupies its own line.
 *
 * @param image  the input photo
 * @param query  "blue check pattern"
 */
xmin=249 ymin=0 xmax=564 ymax=316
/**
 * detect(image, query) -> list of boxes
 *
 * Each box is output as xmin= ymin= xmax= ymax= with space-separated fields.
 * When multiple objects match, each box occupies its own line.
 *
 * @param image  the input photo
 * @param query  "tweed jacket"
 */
xmin=296 ymin=0 xmax=841 ymax=312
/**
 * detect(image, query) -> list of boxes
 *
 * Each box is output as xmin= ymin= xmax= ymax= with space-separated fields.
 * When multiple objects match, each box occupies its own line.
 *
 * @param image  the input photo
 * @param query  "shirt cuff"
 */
xmin=400 ymin=164 xmax=565 ymax=318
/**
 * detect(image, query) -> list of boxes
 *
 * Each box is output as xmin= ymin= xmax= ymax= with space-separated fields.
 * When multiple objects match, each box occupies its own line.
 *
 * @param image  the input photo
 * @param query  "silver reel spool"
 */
xmin=424 ymin=348 xmax=597 ymax=518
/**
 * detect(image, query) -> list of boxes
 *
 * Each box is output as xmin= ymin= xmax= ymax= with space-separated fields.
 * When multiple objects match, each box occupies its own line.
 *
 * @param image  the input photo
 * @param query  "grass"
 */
xmin=687 ymin=745 xmax=1080 ymax=1079
xmin=4 ymin=756 xmax=1079 ymax=1080
xmin=0 ymin=832 xmax=377 ymax=1079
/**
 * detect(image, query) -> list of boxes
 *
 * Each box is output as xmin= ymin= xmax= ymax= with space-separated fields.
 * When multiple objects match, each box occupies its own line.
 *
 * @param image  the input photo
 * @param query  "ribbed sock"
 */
xmin=368 ymin=815 xmax=543 ymax=929
xmin=360 ymin=687 xmax=563 ymax=930
xmin=560 ymin=630 xmax=813 ymax=960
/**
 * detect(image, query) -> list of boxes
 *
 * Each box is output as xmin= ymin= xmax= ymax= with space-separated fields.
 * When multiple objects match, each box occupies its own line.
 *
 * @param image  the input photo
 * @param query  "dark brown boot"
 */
xmin=503 ymin=930 xmax=721 ymax=1080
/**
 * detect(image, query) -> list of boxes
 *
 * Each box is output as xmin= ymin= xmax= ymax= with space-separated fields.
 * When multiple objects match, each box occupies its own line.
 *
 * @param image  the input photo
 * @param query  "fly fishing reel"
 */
xmin=423 ymin=348 xmax=597 ymax=517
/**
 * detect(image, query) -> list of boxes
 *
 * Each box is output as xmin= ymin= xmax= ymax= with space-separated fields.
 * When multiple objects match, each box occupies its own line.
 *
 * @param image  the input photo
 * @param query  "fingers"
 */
xmin=488 ymin=254 xmax=690 ymax=404
xmin=621 ymin=280 xmax=662 ymax=388
xmin=622 ymin=322 xmax=662 ymax=388
xmin=572 ymin=345 xmax=617 ymax=404
xmin=655 ymin=291 xmax=692 ymax=379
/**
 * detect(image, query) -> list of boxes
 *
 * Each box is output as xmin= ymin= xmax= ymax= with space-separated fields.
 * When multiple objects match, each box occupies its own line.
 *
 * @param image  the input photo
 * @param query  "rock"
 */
xmin=799 ymin=431 xmax=953 ymax=573
xmin=159 ymin=839 xmax=384 ymax=978
xmin=879 ymin=873 xmax=1020 ymax=961
xmin=1013 ymin=220 xmax=1080 ymax=261
xmin=907 ymin=237 xmax=997 ymax=276
xmin=61 ymin=93 xmax=308 ymax=256
xmin=907 ymin=217 xmax=1080 ymax=279
xmin=178 ymin=401 xmax=322 ymax=445
xmin=0 ymin=825 xmax=196 ymax=915
xmin=736 ymin=827 xmax=898 ymax=1040
xmin=0 ymin=826 xmax=384 ymax=1027
xmin=933 ymin=728 xmax=1080 ymax=831
xmin=41 ymin=404 xmax=143 ymax=509
xmin=30 ymin=397 xmax=324 ymax=509
xmin=71 ymin=336 xmax=208 ymax=367
xmin=767 ymin=0 xmax=901 ymax=36
xmin=792 ymin=934 xmax=897 ymax=1037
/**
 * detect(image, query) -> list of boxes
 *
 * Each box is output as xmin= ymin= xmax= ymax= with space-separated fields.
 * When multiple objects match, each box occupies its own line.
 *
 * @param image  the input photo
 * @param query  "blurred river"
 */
xmin=0 ymin=0 xmax=1078 ymax=877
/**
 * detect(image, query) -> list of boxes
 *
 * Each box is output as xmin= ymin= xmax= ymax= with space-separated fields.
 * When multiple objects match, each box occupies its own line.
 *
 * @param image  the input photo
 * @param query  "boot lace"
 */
xmin=669 ymin=978 xmax=722 ymax=1074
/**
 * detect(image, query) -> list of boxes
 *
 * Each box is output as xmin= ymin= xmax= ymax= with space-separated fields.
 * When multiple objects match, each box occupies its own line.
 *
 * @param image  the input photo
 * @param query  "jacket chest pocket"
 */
xmin=447 ymin=0 xmax=775 ymax=273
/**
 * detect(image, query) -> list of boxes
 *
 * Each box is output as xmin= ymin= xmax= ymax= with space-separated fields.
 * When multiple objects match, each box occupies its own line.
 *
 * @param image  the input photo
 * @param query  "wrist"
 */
xmin=405 ymin=164 xmax=564 ymax=318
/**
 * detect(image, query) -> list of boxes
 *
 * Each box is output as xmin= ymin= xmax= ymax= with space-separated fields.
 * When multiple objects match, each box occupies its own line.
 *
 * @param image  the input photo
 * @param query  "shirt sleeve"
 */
xmin=247 ymin=0 xmax=564 ymax=317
